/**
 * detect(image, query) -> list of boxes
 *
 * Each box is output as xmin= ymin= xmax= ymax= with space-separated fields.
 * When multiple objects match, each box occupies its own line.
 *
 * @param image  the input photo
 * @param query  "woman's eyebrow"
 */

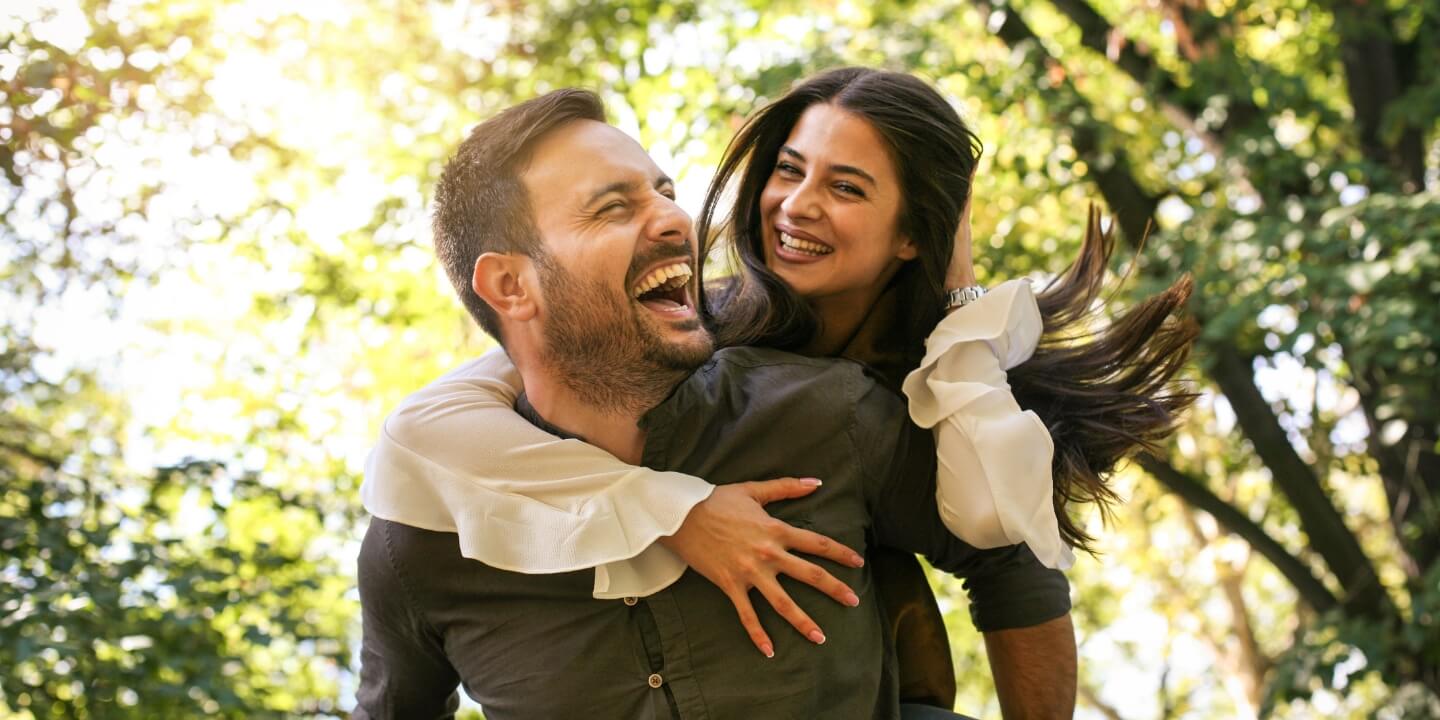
xmin=779 ymin=146 xmax=876 ymax=186
xmin=829 ymin=163 xmax=876 ymax=186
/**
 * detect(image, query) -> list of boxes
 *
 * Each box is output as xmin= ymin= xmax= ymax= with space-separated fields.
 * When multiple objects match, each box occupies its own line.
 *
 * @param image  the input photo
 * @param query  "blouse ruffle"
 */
xmin=902 ymin=279 xmax=1073 ymax=570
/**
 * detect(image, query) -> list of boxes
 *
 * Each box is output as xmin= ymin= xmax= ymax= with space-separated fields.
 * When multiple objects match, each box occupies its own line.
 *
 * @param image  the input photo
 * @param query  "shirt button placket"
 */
xmin=647 ymin=673 xmax=664 ymax=689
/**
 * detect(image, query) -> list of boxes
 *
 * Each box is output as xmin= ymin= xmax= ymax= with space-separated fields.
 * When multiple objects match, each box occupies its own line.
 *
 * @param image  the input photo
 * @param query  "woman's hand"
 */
xmin=944 ymin=179 xmax=978 ymax=290
xmin=658 ymin=478 xmax=864 ymax=658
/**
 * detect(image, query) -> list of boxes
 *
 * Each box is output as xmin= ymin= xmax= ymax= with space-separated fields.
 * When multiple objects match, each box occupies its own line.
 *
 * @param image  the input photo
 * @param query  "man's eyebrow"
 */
xmin=583 ymin=180 xmax=641 ymax=208
xmin=779 ymin=146 xmax=876 ymax=187
xmin=582 ymin=176 xmax=675 ymax=207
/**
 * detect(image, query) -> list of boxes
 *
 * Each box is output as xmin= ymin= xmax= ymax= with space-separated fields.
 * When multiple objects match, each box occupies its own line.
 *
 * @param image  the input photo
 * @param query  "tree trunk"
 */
xmin=1330 ymin=0 xmax=1428 ymax=192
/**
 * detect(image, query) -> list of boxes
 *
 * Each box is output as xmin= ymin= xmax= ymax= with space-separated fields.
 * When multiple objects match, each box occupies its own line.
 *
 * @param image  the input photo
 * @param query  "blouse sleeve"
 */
xmin=900 ymin=280 xmax=1074 ymax=570
xmin=360 ymin=347 xmax=716 ymax=599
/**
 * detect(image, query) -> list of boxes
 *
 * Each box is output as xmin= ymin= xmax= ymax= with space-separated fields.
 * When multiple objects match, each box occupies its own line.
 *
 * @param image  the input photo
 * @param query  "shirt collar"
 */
xmin=513 ymin=366 xmax=706 ymax=449
xmin=514 ymin=393 xmax=586 ymax=442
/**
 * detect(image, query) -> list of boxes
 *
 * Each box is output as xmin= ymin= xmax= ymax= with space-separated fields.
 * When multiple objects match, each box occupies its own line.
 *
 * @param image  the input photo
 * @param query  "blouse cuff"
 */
xmin=362 ymin=419 xmax=714 ymax=599
xmin=903 ymin=279 xmax=1042 ymax=427
xmin=928 ymin=279 xmax=1042 ymax=370
xmin=901 ymin=278 xmax=1073 ymax=570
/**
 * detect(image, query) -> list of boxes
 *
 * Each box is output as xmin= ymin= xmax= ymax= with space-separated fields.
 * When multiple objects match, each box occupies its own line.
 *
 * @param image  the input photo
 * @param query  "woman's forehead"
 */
xmin=784 ymin=104 xmax=895 ymax=179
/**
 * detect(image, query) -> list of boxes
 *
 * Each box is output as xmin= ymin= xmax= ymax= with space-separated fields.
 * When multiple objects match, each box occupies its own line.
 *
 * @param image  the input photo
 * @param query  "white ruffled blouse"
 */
xmin=361 ymin=279 xmax=1071 ymax=601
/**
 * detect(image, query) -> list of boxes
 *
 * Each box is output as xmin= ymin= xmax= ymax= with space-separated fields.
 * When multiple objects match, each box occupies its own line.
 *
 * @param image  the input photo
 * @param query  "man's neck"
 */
xmin=521 ymin=374 xmax=648 ymax=464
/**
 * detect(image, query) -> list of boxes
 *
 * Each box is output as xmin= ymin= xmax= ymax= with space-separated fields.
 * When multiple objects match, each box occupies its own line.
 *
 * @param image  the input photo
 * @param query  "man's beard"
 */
xmin=535 ymin=250 xmax=714 ymax=416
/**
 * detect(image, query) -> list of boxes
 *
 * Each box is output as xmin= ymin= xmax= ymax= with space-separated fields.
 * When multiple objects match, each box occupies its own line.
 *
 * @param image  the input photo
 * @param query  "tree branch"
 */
xmin=1207 ymin=350 xmax=1390 ymax=618
xmin=970 ymin=0 xmax=1159 ymax=245
xmin=1040 ymin=0 xmax=1308 ymax=202
xmin=1179 ymin=506 xmax=1269 ymax=713
xmin=1136 ymin=453 xmax=1337 ymax=612
xmin=1078 ymin=682 xmax=1125 ymax=720
xmin=1044 ymin=0 xmax=1210 ymax=122
xmin=0 ymin=438 xmax=64 ymax=470
xmin=1352 ymin=366 xmax=1440 ymax=581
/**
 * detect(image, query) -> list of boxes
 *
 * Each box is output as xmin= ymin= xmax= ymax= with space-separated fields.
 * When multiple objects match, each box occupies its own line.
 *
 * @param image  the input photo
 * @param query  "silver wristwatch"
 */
xmin=942 ymin=286 xmax=986 ymax=310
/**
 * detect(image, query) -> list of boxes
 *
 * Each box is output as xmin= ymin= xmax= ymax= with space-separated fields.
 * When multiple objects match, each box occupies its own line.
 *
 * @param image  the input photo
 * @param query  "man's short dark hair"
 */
xmin=432 ymin=89 xmax=606 ymax=344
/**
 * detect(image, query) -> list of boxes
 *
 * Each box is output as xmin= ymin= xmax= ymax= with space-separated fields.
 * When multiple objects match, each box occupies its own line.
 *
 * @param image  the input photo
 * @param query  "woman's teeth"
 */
xmin=780 ymin=232 xmax=833 ymax=256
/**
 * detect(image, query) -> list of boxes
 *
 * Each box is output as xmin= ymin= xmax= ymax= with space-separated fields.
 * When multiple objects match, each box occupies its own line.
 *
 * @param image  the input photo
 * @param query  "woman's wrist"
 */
xmin=945 ymin=274 xmax=979 ymax=289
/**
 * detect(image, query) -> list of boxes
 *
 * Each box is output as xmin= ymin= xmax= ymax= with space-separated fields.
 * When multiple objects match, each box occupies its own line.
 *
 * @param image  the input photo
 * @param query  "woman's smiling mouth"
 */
xmin=774 ymin=227 xmax=835 ymax=263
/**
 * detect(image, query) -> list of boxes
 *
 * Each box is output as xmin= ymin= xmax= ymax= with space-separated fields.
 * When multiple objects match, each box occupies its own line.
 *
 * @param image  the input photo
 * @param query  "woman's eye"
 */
xmin=599 ymin=201 xmax=626 ymax=214
xmin=776 ymin=162 xmax=802 ymax=177
xmin=836 ymin=182 xmax=864 ymax=197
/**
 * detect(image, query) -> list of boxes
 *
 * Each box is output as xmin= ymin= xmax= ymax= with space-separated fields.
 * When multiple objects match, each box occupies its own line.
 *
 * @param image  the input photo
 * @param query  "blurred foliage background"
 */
xmin=2 ymin=0 xmax=1437 ymax=717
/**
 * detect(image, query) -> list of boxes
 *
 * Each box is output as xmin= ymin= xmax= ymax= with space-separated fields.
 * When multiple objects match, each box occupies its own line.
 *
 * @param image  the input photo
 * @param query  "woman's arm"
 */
xmin=901 ymin=280 xmax=1074 ymax=570
xmin=898 ymin=184 xmax=1072 ymax=570
xmin=361 ymin=347 xmax=864 ymax=654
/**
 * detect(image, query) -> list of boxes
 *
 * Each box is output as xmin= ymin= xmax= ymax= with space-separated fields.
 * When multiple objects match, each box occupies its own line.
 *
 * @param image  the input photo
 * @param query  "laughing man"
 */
xmin=354 ymin=89 xmax=1073 ymax=719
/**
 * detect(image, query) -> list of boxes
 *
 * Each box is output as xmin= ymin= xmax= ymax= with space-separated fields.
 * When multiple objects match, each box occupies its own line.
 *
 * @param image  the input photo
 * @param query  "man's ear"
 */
xmin=472 ymin=252 xmax=539 ymax=323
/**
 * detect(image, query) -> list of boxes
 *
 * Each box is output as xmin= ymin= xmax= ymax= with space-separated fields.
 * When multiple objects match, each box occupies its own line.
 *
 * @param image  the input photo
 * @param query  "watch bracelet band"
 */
xmin=942 ymin=285 xmax=986 ymax=310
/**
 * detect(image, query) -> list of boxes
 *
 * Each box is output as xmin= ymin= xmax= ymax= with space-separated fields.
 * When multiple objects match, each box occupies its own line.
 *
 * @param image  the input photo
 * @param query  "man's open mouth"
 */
xmin=630 ymin=261 xmax=694 ymax=313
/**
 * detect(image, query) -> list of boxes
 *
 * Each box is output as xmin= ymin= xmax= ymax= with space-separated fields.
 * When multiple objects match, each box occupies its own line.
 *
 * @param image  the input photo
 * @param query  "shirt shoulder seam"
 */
xmin=378 ymin=520 xmax=447 ymax=641
xmin=710 ymin=347 xmax=845 ymax=373
xmin=843 ymin=361 xmax=880 ymax=512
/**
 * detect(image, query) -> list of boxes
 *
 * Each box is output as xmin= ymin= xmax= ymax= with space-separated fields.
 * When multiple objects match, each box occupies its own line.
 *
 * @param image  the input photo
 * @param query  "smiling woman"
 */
xmin=759 ymin=104 xmax=920 ymax=355
xmin=701 ymin=68 xmax=1198 ymax=559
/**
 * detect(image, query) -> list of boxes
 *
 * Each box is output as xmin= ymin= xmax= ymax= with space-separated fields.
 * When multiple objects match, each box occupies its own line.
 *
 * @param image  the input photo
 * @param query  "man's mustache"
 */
xmin=625 ymin=244 xmax=696 ymax=286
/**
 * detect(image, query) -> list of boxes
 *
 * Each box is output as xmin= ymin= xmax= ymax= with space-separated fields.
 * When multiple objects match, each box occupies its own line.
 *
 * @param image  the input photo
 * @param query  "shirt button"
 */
xmin=623 ymin=596 xmax=638 ymax=606
xmin=647 ymin=673 xmax=664 ymax=689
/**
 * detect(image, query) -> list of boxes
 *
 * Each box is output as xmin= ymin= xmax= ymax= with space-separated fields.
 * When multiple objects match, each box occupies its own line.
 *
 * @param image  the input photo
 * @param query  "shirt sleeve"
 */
xmin=860 ymin=374 xmax=1072 ymax=633
xmin=900 ymin=279 xmax=1074 ymax=570
xmin=354 ymin=519 xmax=461 ymax=719
xmin=360 ymin=347 xmax=715 ymax=599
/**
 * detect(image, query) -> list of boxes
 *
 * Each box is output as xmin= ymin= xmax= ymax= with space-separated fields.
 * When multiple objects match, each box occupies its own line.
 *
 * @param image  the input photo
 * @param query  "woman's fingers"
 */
xmin=754 ymin=578 xmax=827 ymax=646
xmin=777 ymin=554 xmax=860 ymax=608
xmin=786 ymin=525 xmax=865 ymax=569
xmin=743 ymin=477 xmax=823 ymax=505
xmin=726 ymin=588 xmax=775 ymax=658
xmin=666 ymin=480 xmax=865 ymax=653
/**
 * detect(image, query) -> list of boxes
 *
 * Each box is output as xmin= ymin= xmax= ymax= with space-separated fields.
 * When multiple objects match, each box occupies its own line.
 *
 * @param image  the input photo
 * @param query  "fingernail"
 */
xmin=761 ymin=643 xmax=774 ymax=658
xmin=801 ymin=478 xmax=822 ymax=487
xmin=808 ymin=630 xmax=826 ymax=645
xmin=851 ymin=555 xmax=865 ymax=568
xmin=845 ymin=593 xmax=860 ymax=607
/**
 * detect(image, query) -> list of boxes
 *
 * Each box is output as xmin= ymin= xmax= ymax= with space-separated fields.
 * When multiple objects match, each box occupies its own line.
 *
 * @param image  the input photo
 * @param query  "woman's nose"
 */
xmin=779 ymin=179 xmax=822 ymax=221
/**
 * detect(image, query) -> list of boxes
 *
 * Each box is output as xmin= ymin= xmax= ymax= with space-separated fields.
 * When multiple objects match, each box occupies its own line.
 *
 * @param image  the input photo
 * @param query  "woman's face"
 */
xmin=759 ymin=103 xmax=917 ymax=306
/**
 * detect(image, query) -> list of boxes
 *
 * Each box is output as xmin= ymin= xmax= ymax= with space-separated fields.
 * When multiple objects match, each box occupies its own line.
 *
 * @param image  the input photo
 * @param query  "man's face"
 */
xmin=521 ymin=120 xmax=714 ymax=412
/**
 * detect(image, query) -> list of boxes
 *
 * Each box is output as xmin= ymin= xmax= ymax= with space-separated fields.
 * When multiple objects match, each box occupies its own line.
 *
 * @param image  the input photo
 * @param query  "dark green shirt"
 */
xmin=355 ymin=347 xmax=1070 ymax=719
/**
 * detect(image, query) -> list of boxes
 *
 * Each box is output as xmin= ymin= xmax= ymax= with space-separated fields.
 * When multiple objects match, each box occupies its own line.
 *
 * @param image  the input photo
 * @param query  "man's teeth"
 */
xmin=780 ymin=232 xmax=833 ymax=256
xmin=631 ymin=262 xmax=693 ymax=298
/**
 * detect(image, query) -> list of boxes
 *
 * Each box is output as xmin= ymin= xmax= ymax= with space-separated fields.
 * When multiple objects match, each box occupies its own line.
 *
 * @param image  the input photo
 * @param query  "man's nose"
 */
xmin=645 ymin=196 xmax=694 ymax=247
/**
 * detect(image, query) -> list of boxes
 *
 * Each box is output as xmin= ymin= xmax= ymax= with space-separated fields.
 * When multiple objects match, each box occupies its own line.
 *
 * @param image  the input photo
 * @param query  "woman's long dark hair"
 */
xmin=696 ymin=67 xmax=1199 ymax=553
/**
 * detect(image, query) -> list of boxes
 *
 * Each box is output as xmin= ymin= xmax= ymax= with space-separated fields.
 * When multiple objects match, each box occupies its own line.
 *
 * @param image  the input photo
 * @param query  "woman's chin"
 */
xmin=769 ymin=265 xmax=826 ymax=298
